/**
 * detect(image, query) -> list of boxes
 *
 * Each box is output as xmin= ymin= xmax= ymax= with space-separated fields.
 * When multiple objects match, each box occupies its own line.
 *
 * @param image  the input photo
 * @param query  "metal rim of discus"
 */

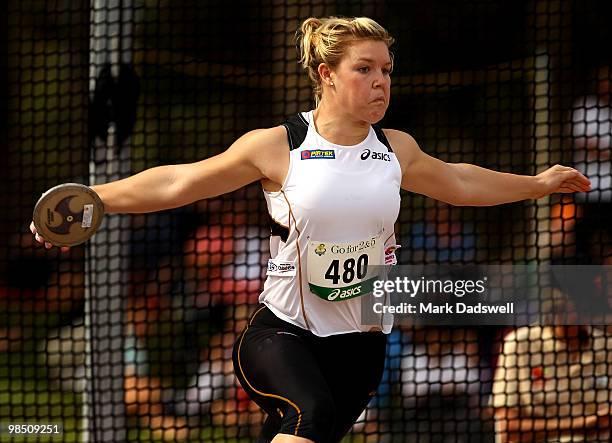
xmin=32 ymin=183 xmax=105 ymax=247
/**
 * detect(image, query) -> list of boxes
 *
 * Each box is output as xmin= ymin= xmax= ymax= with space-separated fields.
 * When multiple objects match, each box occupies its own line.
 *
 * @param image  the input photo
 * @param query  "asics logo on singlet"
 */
xmin=327 ymin=285 xmax=362 ymax=301
xmin=360 ymin=149 xmax=390 ymax=162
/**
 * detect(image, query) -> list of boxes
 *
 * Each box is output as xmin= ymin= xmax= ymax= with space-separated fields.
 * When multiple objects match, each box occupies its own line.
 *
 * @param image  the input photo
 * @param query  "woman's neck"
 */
xmin=313 ymin=101 xmax=370 ymax=146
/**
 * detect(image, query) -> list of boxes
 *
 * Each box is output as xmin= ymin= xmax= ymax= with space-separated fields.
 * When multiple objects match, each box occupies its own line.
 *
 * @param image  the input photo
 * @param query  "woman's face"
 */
xmin=330 ymin=39 xmax=392 ymax=124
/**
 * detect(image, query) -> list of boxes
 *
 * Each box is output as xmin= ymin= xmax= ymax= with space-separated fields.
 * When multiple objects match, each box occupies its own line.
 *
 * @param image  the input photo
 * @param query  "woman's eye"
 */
xmin=358 ymin=67 xmax=370 ymax=73
xmin=383 ymin=68 xmax=392 ymax=76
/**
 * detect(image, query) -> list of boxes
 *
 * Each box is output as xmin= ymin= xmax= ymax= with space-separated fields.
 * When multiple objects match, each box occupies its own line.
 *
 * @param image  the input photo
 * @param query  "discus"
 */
xmin=32 ymin=183 xmax=105 ymax=247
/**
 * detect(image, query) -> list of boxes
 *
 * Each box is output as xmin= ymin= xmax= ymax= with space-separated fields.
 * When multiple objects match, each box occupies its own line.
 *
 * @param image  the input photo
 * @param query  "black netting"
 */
xmin=2 ymin=0 xmax=611 ymax=442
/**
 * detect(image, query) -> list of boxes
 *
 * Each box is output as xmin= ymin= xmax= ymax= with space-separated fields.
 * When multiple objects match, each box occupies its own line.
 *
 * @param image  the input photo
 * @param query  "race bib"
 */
xmin=307 ymin=235 xmax=383 ymax=302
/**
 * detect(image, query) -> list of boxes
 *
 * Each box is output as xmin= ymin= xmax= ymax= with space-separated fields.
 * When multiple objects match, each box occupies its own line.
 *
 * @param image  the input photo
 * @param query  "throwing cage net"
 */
xmin=2 ymin=0 xmax=611 ymax=441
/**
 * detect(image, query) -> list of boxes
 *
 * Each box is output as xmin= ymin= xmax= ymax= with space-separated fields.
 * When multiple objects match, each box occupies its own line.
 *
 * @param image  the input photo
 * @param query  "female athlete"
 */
xmin=31 ymin=16 xmax=591 ymax=443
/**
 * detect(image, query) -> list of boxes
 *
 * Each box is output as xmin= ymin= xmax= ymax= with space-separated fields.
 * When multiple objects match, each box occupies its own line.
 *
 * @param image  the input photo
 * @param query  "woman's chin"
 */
xmin=366 ymin=108 xmax=387 ymax=124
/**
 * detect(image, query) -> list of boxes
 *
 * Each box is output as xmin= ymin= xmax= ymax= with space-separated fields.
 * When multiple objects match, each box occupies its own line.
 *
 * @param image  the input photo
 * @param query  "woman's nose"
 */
xmin=372 ymin=70 xmax=386 ymax=88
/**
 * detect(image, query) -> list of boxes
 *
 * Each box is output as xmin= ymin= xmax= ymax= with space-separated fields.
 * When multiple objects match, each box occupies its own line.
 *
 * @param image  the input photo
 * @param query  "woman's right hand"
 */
xmin=30 ymin=221 xmax=71 ymax=252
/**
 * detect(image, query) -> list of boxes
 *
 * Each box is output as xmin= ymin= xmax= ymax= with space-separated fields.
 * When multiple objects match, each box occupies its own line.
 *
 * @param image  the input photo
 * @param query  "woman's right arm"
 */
xmin=92 ymin=126 xmax=286 ymax=213
xmin=31 ymin=126 xmax=288 ymax=248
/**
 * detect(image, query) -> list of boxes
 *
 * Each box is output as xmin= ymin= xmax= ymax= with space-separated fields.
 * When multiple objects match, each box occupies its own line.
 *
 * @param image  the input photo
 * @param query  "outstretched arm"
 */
xmin=31 ymin=126 xmax=288 ymax=249
xmin=385 ymin=129 xmax=591 ymax=206
xmin=92 ymin=126 xmax=286 ymax=213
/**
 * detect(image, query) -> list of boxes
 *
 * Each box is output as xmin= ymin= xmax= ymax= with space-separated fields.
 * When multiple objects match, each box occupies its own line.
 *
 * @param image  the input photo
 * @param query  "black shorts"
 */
xmin=232 ymin=305 xmax=387 ymax=443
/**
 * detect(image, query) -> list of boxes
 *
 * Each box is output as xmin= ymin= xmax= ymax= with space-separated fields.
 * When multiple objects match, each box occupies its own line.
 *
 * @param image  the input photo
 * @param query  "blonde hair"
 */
xmin=296 ymin=17 xmax=395 ymax=103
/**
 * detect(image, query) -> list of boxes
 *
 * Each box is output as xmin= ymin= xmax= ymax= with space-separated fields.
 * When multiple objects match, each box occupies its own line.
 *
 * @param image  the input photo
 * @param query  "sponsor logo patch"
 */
xmin=361 ymin=148 xmax=391 ymax=162
xmin=384 ymin=244 xmax=401 ymax=265
xmin=267 ymin=259 xmax=297 ymax=276
xmin=301 ymin=149 xmax=335 ymax=160
xmin=327 ymin=285 xmax=363 ymax=301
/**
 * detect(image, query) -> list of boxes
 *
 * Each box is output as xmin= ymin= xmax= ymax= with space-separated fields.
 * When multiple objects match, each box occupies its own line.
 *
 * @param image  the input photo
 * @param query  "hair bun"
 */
xmin=296 ymin=18 xmax=322 ymax=71
xmin=300 ymin=17 xmax=322 ymax=37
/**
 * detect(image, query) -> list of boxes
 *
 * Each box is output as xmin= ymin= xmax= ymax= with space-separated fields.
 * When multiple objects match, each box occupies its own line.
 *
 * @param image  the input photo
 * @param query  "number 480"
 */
xmin=324 ymin=254 xmax=368 ymax=284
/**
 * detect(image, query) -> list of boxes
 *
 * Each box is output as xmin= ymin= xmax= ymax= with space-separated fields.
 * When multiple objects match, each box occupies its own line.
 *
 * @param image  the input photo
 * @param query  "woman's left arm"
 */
xmin=386 ymin=129 xmax=591 ymax=206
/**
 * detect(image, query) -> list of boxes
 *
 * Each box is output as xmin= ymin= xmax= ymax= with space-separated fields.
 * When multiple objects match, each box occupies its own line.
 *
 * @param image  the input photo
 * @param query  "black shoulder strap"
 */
xmin=282 ymin=113 xmax=309 ymax=151
xmin=372 ymin=125 xmax=393 ymax=152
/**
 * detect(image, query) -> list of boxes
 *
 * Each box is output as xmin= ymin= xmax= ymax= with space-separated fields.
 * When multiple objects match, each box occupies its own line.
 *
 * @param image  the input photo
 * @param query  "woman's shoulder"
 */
xmin=379 ymin=128 xmax=421 ymax=154
xmin=241 ymin=125 xmax=288 ymax=144
xmin=379 ymin=128 xmax=420 ymax=170
xmin=230 ymin=125 xmax=289 ymax=156
xmin=222 ymin=126 xmax=289 ymax=168
xmin=380 ymin=128 xmax=417 ymax=146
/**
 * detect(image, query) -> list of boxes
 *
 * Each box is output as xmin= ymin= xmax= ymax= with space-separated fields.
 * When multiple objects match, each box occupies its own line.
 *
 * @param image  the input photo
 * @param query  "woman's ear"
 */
xmin=318 ymin=63 xmax=334 ymax=87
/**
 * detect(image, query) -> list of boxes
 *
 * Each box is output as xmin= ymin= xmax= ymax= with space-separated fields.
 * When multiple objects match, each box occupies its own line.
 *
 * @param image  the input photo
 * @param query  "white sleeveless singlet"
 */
xmin=260 ymin=110 xmax=402 ymax=336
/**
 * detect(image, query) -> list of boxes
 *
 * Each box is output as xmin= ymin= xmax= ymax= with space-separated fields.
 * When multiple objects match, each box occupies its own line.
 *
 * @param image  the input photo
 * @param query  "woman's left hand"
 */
xmin=534 ymin=165 xmax=591 ymax=198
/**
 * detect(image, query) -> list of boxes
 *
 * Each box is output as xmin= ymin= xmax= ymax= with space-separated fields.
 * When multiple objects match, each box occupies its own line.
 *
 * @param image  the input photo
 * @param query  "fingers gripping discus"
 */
xmin=33 ymin=183 xmax=105 ymax=247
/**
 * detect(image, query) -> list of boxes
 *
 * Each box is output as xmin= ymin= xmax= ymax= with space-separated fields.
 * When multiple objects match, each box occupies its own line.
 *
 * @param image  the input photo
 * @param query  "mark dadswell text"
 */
xmin=421 ymin=302 xmax=514 ymax=314
xmin=373 ymin=301 xmax=514 ymax=315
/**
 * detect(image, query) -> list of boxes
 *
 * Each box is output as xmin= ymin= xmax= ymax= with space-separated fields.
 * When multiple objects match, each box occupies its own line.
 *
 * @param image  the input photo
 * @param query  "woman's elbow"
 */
xmin=441 ymin=190 xmax=472 ymax=206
